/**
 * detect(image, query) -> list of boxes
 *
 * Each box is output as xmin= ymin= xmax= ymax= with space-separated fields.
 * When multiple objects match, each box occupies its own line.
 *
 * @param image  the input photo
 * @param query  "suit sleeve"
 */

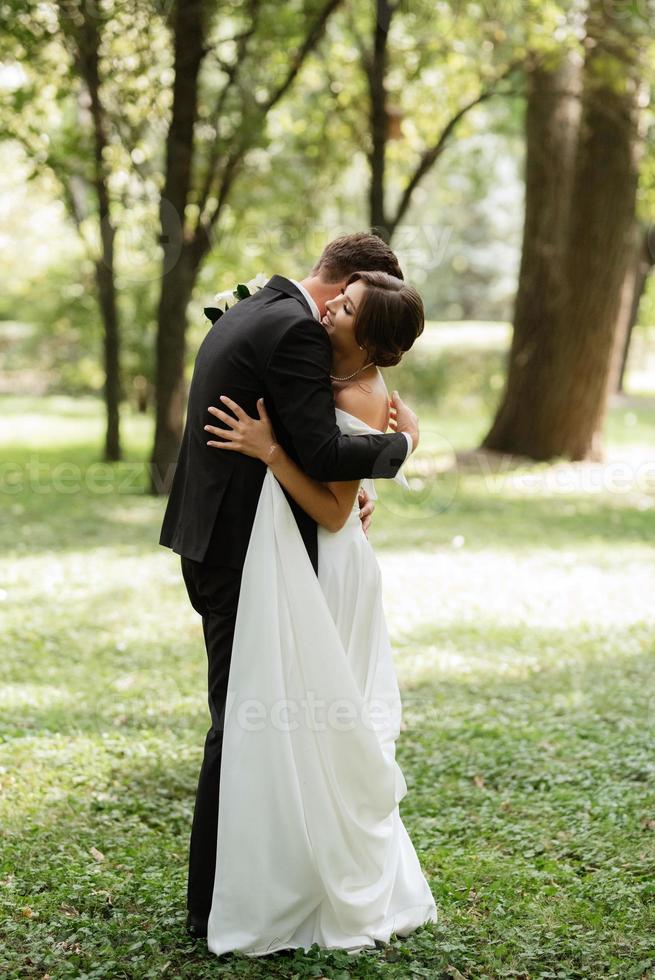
xmin=265 ymin=317 xmax=409 ymax=482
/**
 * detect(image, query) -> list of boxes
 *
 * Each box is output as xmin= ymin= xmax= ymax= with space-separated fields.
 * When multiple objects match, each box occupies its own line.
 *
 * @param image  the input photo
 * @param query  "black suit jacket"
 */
xmin=159 ymin=276 xmax=409 ymax=572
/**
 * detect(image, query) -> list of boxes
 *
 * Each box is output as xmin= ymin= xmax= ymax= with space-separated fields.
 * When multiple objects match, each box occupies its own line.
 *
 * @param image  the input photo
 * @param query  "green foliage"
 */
xmin=0 ymin=260 xmax=102 ymax=393
xmin=382 ymin=321 xmax=510 ymax=417
xmin=2 ymin=0 xmax=655 ymax=447
xmin=0 ymin=256 xmax=157 ymax=396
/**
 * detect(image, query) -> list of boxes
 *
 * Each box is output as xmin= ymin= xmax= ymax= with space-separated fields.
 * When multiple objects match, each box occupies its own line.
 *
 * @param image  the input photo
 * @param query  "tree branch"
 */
xmin=197 ymin=0 xmax=343 ymax=241
xmin=261 ymin=0 xmax=343 ymax=113
xmin=388 ymin=60 xmax=524 ymax=238
xmin=195 ymin=0 xmax=261 ymax=219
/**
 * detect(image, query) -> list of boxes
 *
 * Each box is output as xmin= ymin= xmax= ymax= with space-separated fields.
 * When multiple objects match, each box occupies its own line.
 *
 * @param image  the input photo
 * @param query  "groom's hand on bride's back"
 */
xmin=358 ymin=488 xmax=375 ymax=537
xmin=388 ymin=390 xmax=419 ymax=452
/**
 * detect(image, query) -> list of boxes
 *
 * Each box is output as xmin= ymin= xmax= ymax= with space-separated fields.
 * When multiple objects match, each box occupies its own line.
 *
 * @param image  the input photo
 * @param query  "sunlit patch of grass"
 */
xmin=1 ymin=393 xmax=654 ymax=979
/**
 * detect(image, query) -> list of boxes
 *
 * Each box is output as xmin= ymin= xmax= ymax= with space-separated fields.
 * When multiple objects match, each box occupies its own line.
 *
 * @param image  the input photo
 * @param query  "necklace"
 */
xmin=330 ymin=361 xmax=375 ymax=383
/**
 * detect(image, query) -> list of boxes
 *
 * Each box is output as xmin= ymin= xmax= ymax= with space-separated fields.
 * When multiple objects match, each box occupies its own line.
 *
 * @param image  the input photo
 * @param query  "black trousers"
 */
xmin=181 ymin=557 xmax=243 ymax=918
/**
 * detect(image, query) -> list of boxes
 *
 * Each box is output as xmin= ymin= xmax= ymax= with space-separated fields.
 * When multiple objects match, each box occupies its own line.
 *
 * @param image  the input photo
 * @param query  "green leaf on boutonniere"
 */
xmin=234 ymin=283 xmax=251 ymax=300
xmin=203 ymin=307 xmax=223 ymax=324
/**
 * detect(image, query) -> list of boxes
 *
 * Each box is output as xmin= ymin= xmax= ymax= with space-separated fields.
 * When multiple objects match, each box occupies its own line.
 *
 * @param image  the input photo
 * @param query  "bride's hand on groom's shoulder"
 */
xmin=205 ymin=395 xmax=278 ymax=463
xmin=388 ymin=390 xmax=419 ymax=452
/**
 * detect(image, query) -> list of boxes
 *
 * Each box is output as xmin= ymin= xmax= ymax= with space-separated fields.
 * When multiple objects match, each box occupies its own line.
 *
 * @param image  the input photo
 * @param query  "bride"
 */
xmin=202 ymin=270 xmax=437 ymax=956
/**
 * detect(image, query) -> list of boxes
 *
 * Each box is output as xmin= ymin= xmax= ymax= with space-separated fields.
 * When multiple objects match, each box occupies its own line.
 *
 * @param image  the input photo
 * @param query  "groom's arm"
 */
xmin=265 ymin=316 xmax=412 ymax=483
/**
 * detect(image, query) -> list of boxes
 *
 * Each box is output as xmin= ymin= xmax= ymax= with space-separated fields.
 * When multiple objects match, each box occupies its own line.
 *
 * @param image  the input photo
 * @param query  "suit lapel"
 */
xmin=265 ymin=276 xmax=314 ymax=319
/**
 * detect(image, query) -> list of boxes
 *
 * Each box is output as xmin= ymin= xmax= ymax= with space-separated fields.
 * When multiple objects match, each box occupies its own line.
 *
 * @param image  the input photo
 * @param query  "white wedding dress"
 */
xmin=207 ymin=408 xmax=437 ymax=957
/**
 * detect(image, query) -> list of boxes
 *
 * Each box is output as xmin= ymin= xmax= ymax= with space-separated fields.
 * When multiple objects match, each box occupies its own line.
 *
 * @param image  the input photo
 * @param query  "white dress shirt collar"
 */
xmin=289 ymin=278 xmax=321 ymax=321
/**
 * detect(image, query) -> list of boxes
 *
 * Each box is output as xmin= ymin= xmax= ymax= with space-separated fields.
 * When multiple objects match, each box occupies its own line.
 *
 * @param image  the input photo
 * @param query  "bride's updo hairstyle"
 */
xmin=347 ymin=271 xmax=424 ymax=368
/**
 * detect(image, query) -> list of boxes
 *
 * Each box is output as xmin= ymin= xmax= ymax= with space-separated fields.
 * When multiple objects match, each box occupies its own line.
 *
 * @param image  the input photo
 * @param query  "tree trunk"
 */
xmin=482 ymin=53 xmax=581 ymax=457
xmin=96 ymin=253 xmax=121 ymax=461
xmin=64 ymin=2 xmax=122 ymax=461
xmin=150 ymin=245 xmax=200 ymax=493
xmin=368 ymin=0 xmax=392 ymax=238
xmin=88 ymin=47 xmax=121 ymax=462
xmin=614 ymin=226 xmax=653 ymax=394
xmin=483 ymin=3 xmax=644 ymax=462
xmin=547 ymin=6 xmax=643 ymax=460
xmin=149 ymin=0 xmax=206 ymax=493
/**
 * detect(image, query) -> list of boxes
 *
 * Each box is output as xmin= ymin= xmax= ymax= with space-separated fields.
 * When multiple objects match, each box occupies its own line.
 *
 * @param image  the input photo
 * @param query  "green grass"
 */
xmin=1 ymin=378 xmax=654 ymax=979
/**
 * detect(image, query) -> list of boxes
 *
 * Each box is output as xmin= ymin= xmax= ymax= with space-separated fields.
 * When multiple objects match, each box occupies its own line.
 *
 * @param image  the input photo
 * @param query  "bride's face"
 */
xmin=321 ymin=280 xmax=367 ymax=354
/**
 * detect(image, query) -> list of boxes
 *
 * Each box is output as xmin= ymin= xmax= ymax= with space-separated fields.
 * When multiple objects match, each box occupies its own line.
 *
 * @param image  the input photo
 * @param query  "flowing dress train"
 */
xmin=207 ymin=408 xmax=437 ymax=956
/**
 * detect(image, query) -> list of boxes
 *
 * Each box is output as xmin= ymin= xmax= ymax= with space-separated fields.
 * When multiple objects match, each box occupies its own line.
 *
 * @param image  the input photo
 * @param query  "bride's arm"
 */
xmin=268 ymin=447 xmax=360 ymax=533
xmin=205 ymin=396 xmax=359 ymax=533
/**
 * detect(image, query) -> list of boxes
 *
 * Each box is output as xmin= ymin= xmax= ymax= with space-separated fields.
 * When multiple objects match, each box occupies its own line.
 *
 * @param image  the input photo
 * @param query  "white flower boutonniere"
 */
xmin=205 ymin=273 xmax=268 ymax=324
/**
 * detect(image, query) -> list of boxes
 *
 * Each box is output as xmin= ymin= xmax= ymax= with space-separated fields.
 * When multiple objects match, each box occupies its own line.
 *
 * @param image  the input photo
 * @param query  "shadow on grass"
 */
xmin=4 ymin=620 xmax=653 ymax=795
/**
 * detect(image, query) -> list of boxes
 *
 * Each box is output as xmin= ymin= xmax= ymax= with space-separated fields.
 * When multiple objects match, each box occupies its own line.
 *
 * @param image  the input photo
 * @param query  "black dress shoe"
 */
xmin=186 ymin=911 xmax=208 ymax=939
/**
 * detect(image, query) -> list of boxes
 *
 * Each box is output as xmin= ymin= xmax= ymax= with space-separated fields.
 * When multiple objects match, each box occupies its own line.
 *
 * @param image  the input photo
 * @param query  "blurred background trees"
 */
xmin=1 ymin=0 xmax=654 ymax=489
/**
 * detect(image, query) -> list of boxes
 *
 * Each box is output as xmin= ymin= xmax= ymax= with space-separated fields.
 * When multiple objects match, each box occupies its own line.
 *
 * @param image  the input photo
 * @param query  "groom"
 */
xmin=159 ymin=232 xmax=420 ymax=937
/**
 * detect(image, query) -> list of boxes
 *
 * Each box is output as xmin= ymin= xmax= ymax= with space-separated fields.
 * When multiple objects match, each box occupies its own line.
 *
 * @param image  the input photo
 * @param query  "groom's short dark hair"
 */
xmin=313 ymin=232 xmax=403 ymax=282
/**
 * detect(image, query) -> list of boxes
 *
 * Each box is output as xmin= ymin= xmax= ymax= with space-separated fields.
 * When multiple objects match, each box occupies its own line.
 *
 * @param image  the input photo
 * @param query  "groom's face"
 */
xmin=313 ymin=279 xmax=347 ymax=318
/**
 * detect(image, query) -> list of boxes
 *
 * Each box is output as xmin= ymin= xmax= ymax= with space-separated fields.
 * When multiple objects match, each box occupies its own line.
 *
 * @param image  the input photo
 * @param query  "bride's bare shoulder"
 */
xmin=334 ymin=369 xmax=390 ymax=431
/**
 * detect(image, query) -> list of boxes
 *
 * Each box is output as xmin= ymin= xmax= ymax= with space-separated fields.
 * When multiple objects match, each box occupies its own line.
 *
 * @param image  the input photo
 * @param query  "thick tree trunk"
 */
xmin=150 ymin=0 xmax=206 ymax=493
xmin=546 ymin=10 xmax=643 ymax=460
xmin=482 ymin=53 xmax=581 ymax=457
xmin=483 ymin=4 xmax=644 ymax=462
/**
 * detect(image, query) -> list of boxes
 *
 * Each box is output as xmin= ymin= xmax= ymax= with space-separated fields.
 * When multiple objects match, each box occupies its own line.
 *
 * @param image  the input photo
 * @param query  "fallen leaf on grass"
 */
xmin=90 ymin=846 xmax=105 ymax=862
xmin=59 ymin=903 xmax=79 ymax=916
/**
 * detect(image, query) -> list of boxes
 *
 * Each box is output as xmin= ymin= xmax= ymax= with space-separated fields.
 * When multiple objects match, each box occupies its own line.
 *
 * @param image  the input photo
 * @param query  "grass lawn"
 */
xmin=1 ymin=369 xmax=654 ymax=978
